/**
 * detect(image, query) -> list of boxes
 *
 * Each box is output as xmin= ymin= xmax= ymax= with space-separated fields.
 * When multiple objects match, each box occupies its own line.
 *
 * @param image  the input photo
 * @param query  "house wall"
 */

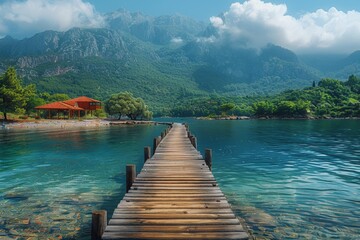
xmin=77 ymin=102 xmax=101 ymax=110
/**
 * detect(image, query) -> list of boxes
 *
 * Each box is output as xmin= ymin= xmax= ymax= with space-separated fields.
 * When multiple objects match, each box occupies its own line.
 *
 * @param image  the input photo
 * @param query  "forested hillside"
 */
xmin=171 ymin=75 xmax=360 ymax=118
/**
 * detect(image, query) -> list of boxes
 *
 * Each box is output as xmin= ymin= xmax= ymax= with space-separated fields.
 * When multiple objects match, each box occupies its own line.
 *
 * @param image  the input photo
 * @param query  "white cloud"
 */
xmin=0 ymin=0 xmax=105 ymax=38
xmin=196 ymin=36 xmax=216 ymax=43
xmin=210 ymin=0 xmax=360 ymax=53
xmin=170 ymin=37 xmax=184 ymax=44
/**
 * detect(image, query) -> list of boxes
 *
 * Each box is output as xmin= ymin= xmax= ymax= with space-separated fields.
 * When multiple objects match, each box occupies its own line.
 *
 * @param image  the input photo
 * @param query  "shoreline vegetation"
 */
xmin=1 ymin=67 xmax=359 ymax=123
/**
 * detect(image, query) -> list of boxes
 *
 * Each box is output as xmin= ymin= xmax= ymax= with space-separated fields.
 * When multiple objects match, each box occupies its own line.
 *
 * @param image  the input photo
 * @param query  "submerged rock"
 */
xmin=4 ymin=192 xmax=29 ymax=202
xmin=234 ymin=205 xmax=277 ymax=227
xmin=21 ymin=218 xmax=30 ymax=225
xmin=50 ymin=226 xmax=61 ymax=233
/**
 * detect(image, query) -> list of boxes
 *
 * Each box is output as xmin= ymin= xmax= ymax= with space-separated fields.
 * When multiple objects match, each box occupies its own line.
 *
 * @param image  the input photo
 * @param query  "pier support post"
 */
xmin=126 ymin=164 xmax=136 ymax=193
xmin=153 ymin=136 xmax=161 ymax=154
xmin=161 ymin=131 xmax=166 ymax=139
xmin=144 ymin=146 xmax=151 ymax=163
xmin=205 ymin=148 xmax=212 ymax=171
xmin=191 ymin=136 xmax=197 ymax=149
xmin=91 ymin=210 xmax=107 ymax=240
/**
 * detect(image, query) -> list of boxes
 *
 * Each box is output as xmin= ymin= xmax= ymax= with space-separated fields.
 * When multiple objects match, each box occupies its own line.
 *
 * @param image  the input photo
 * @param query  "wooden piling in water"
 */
xmin=126 ymin=164 xmax=136 ymax=193
xmin=144 ymin=146 xmax=151 ymax=163
xmin=191 ymin=136 xmax=197 ymax=149
xmin=205 ymin=148 xmax=212 ymax=171
xmin=153 ymin=136 xmax=161 ymax=154
xmin=91 ymin=210 xmax=107 ymax=240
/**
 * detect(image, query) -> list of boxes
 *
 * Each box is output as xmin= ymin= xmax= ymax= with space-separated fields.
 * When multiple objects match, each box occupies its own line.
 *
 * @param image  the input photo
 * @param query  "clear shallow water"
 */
xmin=1 ymin=120 xmax=360 ymax=239
xmin=0 ymin=125 xmax=166 ymax=239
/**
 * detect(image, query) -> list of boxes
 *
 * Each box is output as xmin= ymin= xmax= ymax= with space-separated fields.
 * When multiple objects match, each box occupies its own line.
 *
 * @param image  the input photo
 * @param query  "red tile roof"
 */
xmin=35 ymin=102 xmax=84 ymax=110
xmin=64 ymin=96 xmax=100 ymax=106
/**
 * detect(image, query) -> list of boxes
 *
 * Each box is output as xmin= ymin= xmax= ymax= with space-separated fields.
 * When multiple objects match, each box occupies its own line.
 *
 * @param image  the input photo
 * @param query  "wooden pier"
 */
xmin=94 ymin=123 xmax=249 ymax=240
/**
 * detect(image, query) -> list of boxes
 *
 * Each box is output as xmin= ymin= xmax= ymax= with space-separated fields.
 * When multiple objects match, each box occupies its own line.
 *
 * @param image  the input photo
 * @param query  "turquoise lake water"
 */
xmin=1 ymin=120 xmax=359 ymax=239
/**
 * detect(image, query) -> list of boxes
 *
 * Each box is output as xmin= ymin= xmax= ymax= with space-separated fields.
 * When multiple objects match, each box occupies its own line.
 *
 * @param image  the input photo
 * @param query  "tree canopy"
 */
xmin=0 ymin=67 xmax=35 ymax=120
xmin=105 ymin=91 xmax=152 ymax=120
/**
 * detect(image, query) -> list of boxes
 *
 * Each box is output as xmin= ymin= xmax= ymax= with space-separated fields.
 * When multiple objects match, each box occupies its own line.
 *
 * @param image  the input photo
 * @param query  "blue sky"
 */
xmin=0 ymin=0 xmax=359 ymax=53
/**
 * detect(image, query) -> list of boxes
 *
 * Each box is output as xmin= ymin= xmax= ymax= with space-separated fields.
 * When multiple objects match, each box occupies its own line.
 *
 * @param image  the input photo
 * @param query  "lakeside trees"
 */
xmin=105 ymin=92 xmax=152 ymax=120
xmin=0 ymin=67 xmax=154 ymax=121
xmin=171 ymin=75 xmax=360 ymax=118
xmin=0 ymin=67 xmax=35 ymax=120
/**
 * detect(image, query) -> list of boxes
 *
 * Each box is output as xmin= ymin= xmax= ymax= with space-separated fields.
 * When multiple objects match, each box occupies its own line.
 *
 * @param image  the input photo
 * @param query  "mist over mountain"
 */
xmin=0 ymin=9 xmax=359 ymax=114
xmin=105 ymin=9 xmax=206 ymax=45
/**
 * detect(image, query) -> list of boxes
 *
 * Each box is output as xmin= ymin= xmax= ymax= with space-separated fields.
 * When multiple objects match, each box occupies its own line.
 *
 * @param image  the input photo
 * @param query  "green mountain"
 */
xmin=0 ymin=10 xmax=358 ymax=115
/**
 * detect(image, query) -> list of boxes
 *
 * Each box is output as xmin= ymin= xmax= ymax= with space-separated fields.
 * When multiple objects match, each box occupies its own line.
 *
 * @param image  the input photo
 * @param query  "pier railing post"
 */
xmin=191 ymin=136 xmax=197 ymax=149
xmin=205 ymin=148 xmax=212 ymax=171
xmin=126 ymin=164 xmax=136 ymax=193
xmin=153 ymin=136 xmax=161 ymax=154
xmin=144 ymin=146 xmax=151 ymax=163
xmin=91 ymin=210 xmax=107 ymax=240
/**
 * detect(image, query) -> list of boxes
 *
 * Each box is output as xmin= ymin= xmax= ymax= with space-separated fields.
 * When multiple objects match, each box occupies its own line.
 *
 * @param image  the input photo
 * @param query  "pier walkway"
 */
xmin=99 ymin=123 xmax=249 ymax=239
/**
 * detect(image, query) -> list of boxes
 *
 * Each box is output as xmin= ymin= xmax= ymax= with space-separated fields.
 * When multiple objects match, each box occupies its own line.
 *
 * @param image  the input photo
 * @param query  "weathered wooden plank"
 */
xmin=102 ymin=232 xmax=249 ymax=240
xmin=125 ymin=193 xmax=225 ymax=198
xmin=134 ymin=178 xmax=216 ymax=181
xmin=104 ymin=224 xmax=244 ymax=232
xmin=117 ymin=201 xmax=232 ymax=209
xmin=108 ymin=218 xmax=241 ymax=225
xmin=131 ymin=183 xmax=218 ymax=187
xmin=128 ymin=188 xmax=222 ymax=192
xmin=123 ymin=197 xmax=227 ymax=202
xmin=111 ymin=213 xmax=237 ymax=219
xmin=113 ymin=208 xmax=234 ymax=214
xmin=133 ymin=181 xmax=218 ymax=185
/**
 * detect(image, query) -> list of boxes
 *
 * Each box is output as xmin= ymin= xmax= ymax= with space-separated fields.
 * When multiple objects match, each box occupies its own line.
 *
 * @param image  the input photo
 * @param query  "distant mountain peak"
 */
xmin=260 ymin=44 xmax=298 ymax=63
xmin=105 ymin=9 xmax=205 ymax=45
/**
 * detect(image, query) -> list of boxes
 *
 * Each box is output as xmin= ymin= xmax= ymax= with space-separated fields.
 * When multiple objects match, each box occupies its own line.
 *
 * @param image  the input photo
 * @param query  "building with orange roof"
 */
xmin=35 ymin=96 xmax=102 ymax=119
xmin=63 ymin=96 xmax=102 ymax=114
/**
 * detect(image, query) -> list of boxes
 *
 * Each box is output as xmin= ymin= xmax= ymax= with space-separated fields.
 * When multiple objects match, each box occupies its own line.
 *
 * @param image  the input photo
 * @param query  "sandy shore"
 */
xmin=2 ymin=119 xmax=111 ymax=129
xmin=2 ymin=119 xmax=170 ymax=129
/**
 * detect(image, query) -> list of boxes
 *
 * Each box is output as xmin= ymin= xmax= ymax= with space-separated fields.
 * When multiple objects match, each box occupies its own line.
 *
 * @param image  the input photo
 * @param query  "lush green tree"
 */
xmin=25 ymin=95 xmax=46 ymax=114
xmin=275 ymin=101 xmax=296 ymax=117
xmin=0 ymin=67 xmax=35 ymax=120
xmin=318 ymin=78 xmax=351 ymax=104
xmin=294 ymin=100 xmax=311 ymax=116
xmin=345 ymin=75 xmax=360 ymax=94
xmin=105 ymin=91 xmax=152 ymax=120
xmin=38 ymin=92 xmax=70 ymax=103
xmin=48 ymin=93 xmax=70 ymax=102
xmin=253 ymin=101 xmax=275 ymax=117
xmin=219 ymin=103 xmax=236 ymax=116
xmin=233 ymin=104 xmax=254 ymax=116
